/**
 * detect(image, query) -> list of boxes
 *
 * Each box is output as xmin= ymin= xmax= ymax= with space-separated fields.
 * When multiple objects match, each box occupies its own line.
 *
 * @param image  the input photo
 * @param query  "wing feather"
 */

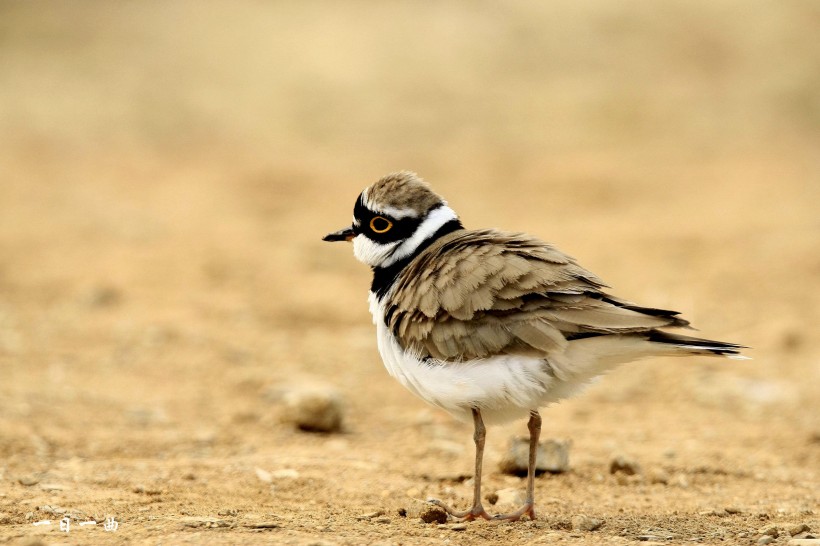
xmin=387 ymin=229 xmax=687 ymax=362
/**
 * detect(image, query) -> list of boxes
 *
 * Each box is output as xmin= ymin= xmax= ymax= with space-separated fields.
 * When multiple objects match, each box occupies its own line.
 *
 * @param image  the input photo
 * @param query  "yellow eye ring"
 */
xmin=369 ymin=216 xmax=393 ymax=234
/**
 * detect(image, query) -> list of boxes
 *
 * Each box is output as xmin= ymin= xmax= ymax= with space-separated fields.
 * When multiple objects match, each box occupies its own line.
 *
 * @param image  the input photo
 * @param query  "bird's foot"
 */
xmin=427 ymin=498 xmax=492 ymax=521
xmin=492 ymin=502 xmax=536 ymax=522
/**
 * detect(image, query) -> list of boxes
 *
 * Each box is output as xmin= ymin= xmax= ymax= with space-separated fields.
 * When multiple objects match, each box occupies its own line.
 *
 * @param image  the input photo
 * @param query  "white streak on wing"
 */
xmin=380 ymin=206 xmax=458 ymax=268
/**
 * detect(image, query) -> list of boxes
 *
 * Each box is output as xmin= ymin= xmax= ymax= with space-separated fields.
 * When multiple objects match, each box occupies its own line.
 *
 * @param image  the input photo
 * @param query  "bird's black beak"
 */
xmin=323 ymin=226 xmax=356 ymax=242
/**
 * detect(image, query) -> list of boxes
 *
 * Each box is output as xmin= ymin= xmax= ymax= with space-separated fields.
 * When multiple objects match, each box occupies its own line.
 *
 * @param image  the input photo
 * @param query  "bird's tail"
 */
xmin=644 ymin=330 xmax=748 ymax=360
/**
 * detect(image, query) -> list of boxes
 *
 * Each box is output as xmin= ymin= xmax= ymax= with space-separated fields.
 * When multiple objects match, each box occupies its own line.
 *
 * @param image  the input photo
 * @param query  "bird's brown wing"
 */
xmin=385 ymin=229 xmax=688 ymax=362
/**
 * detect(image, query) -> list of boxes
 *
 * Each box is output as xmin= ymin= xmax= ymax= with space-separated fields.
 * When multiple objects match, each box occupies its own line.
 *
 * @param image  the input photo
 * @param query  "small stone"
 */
xmin=419 ymin=506 xmax=448 ymax=524
xmin=374 ymin=517 xmax=391 ymax=524
xmin=18 ymin=475 xmax=39 ymax=486
xmin=499 ymin=437 xmax=570 ymax=476
xmin=609 ymin=454 xmax=641 ymax=476
xmin=270 ymin=468 xmax=299 ymax=479
xmin=789 ymin=540 xmax=820 ymax=545
xmin=85 ymin=285 xmax=122 ymax=307
xmin=255 ymin=468 xmax=273 ymax=483
xmin=571 ymin=515 xmax=603 ymax=532
xmin=281 ymin=384 xmax=344 ymax=433
xmin=789 ymin=524 xmax=810 ymax=536
xmin=725 ymin=506 xmax=745 ymax=514
xmin=494 ymin=488 xmax=526 ymax=507
xmin=648 ymin=468 xmax=669 ymax=485
xmin=243 ymin=521 xmax=279 ymax=529
xmin=758 ymin=536 xmax=775 ymax=545
xmin=180 ymin=516 xmax=229 ymax=528
xmin=448 ymin=523 xmax=467 ymax=531
xmin=671 ymin=473 xmax=689 ymax=488
xmin=428 ymin=439 xmax=465 ymax=456
xmin=356 ymin=510 xmax=385 ymax=521
xmin=760 ymin=526 xmax=779 ymax=538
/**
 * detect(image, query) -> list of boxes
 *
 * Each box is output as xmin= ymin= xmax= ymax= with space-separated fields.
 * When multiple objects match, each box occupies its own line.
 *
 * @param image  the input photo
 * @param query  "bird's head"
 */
xmin=323 ymin=171 xmax=461 ymax=268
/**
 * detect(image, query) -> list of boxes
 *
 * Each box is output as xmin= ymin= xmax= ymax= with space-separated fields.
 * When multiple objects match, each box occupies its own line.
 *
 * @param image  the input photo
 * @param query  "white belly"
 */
xmin=368 ymin=293 xmax=587 ymax=424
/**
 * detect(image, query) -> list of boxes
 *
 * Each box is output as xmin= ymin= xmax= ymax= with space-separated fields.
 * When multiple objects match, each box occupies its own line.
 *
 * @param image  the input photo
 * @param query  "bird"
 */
xmin=323 ymin=171 xmax=745 ymax=522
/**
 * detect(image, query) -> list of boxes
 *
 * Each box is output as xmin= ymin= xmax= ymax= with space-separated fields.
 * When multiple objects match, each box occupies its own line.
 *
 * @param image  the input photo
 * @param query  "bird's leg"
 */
xmin=493 ymin=410 xmax=541 ymax=521
xmin=428 ymin=408 xmax=492 ymax=521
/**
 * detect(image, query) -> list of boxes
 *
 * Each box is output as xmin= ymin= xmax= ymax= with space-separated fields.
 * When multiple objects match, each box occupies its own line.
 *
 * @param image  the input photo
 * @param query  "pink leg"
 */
xmin=493 ymin=410 xmax=540 ymax=521
xmin=428 ymin=408 xmax=492 ymax=521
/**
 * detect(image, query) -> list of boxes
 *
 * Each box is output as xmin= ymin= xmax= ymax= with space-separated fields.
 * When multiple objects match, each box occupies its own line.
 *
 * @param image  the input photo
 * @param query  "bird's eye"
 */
xmin=369 ymin=216 xmax=393 ymax=233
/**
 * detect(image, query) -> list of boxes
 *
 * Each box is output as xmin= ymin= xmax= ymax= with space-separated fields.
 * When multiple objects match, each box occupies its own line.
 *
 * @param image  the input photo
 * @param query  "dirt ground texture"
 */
xmin=1 ymin=2 xmax=819 ymax=545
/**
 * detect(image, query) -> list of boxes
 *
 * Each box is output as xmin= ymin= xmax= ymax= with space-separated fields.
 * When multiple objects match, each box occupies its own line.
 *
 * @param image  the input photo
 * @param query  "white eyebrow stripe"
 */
xmin=371 ymin=205 xmax=419 ymax=219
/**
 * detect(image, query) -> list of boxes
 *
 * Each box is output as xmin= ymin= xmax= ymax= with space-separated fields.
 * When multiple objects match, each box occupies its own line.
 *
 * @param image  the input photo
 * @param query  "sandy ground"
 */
xmin=0 ymin=2 xmax=818 ymax=545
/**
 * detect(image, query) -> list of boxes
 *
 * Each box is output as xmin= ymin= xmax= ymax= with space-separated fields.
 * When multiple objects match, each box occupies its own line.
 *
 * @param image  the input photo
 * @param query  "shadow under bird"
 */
xmin=323 ymin=171 xmax=745 ymax=522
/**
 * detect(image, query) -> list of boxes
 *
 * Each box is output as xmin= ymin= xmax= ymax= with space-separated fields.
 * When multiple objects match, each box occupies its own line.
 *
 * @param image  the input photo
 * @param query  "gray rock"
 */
xmin=498 ymin=437 xmax=570 ymax=476
xmin=281 ymin=384 xmax=344 ymax=433
xmin=758 ymin=536 xmax=775 ymax=545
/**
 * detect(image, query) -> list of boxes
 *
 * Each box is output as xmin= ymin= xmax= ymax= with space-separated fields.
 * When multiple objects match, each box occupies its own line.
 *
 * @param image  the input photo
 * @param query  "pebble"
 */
xmin=571 ymin=515 xmax=603 ymax=532
xmin=609 ymin=454 xmax=641 ymax=475
xmin=281 ymin=384 xmax=344 ymax=433
xmin=760 ymin=526 xmax=779 ymax=538
xmin=39 ymin=483 xmax=66 ymax=491
xmin=419 ymin=506 xmax=448 ymax=524
xmin=789 ymin=524 xmax=810 ymax=536
xmin=255 ymin=468 xmax=273 ymax=483
xmin=243 ymin=521 xmax=279 ymax=529
xmin=498 ymin=437 xmax=570 ymax=476
xmin=271 ymin=468 xmax=299 ymax=479
xmin=356 ymin=510 xmax=385 ymax=521
xmin=648 ymin=468 xmax=669 ymax=485
xmin=180 ymin=516 xmax=230 ymax=528
xmin=494 ymin=488 xmax=526 ymax=507
xmin=18 ymin=475 xmax=39 ymax=486
xmin=758 ymin=536 xmax=775 ymax=545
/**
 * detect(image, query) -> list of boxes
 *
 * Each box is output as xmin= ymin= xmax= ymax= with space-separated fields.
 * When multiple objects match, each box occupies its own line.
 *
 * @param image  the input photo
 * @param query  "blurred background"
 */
xmin=0 ymin=1 xmax=817 ymax=541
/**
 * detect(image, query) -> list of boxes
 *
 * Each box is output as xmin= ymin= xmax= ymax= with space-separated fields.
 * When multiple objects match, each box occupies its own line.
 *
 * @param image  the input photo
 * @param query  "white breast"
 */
xmin=368 ymin=293 xmax=589 ymax=425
